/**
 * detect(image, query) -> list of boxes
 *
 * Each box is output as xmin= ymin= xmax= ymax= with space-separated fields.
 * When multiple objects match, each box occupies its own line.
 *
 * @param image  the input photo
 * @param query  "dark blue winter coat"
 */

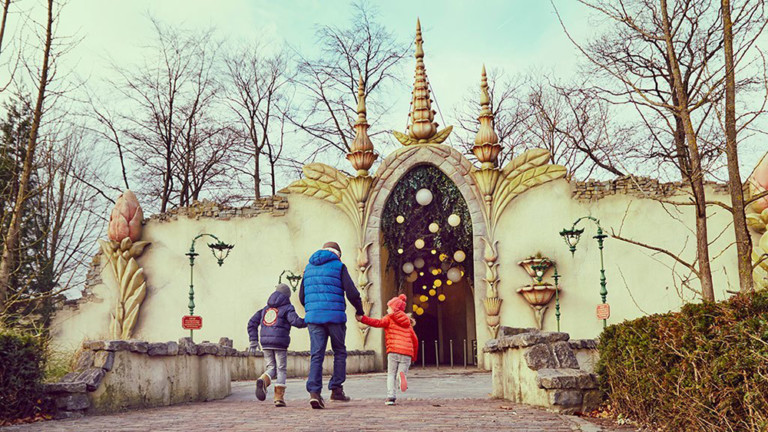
xmin=300 ymin=250 xmax=363 ymax=324
xmin=247 ymin=291 xmax=306 ymax=350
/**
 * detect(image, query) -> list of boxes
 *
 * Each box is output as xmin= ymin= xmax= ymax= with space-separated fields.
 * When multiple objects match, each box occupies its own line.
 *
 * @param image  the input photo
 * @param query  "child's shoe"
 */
xmin=385 ymin=398 xmax=396 ymax=405
xmin=274 ymin=385 xmax=286 ymax=407
xmin=399 ymin=371 xmax=408 ymax=392
xmin=256 ymin=373 xmax=271 ymax=401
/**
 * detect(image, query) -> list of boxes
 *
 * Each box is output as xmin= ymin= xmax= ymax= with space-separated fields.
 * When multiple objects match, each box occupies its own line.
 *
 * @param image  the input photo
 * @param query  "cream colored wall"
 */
xmin=51 ymin=194 xmax=368 ymax=353
xmin=494 ymin=179 xmax=738 ymax=340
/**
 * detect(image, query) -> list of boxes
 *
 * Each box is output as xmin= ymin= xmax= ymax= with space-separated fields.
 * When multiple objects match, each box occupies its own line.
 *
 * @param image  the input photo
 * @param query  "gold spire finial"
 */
xmin=347 ymin=74 xmax=377 ymax=176
xmin=473 ymin=65 xmax=501 ymax=169
xmin=408 ymin=18 xmax=438 ymax=141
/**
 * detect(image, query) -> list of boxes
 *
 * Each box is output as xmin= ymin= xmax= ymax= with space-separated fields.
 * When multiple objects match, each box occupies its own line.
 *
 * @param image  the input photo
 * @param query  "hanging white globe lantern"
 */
xmin=402 ymin=262 xmax=415 ymax=274
xmin=428 ymin=222 xmax=439 ymax=233
xmin=416 ymin=188 xmax=433 ymax=206
xmin=447 ymin=267 xmax=462 ymax=282
xmin=414 ymin=257 xmax=425 ymax=269
xmin=396 ymin=215 xmax=405 ymax=224
xmin=454 ymin=250 xmax=466 ymax=263
xmin=448 ymin=214 xmax=461 ymax=227
xmin=415 ymin=238 xmax=425 ymax=249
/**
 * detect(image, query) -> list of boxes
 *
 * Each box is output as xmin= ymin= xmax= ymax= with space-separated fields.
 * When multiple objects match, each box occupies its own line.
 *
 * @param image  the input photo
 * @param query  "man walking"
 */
xmin=299 ymin=241 xmax=365 ymax=409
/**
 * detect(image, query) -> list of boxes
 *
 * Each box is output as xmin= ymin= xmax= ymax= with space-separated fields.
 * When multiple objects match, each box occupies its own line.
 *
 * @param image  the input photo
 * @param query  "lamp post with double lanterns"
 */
xmin=279 ymin=270 xmax=303 ymax=292
xmin=185 ymin=233 xmax=234 ymax=340
xmin=559 ymin=216 xmax=609 ymax=328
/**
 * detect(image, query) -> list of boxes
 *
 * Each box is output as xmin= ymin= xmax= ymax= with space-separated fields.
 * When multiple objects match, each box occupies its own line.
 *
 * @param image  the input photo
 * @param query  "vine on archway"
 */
xmin=381 ymin=165 xmax=473 ymax=314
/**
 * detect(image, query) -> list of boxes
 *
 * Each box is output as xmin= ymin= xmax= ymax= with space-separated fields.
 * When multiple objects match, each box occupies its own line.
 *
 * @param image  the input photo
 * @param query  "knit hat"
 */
xmin=323 ymin=241 xmax=342 ymax=256
xmin=387 ymin=294 xmax=407 ymax=312
xmin=275 ymin=283 xmax=291 ymax=297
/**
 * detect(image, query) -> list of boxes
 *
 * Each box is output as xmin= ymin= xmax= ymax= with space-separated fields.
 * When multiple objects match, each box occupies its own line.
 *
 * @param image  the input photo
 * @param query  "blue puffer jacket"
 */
xmin=302 ymin=250 xmax=347 ymax=324
xmin=247 ymin=291 xmax=306 ymax=350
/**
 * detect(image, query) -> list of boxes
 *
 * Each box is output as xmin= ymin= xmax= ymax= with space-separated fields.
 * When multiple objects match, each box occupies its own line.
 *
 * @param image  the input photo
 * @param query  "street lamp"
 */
xmin=531 ymin=259 xmax=562 ymax=332
xmin=186 ymin=233 xmax=234 ymax=340
xmin=279 ymin=270 xmax=303 ymax=292
xmin=560 ymin=216 xmax=608 ymax=328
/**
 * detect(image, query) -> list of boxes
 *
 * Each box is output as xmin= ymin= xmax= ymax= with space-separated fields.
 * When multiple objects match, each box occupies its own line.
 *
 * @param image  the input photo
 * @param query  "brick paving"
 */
xmin=4 ymin=370 xmax=637 ymax=431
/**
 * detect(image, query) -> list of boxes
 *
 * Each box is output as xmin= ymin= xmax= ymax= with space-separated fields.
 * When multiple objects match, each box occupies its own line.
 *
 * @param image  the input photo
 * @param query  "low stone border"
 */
xmin=45 ymin=337 xmax=375 ymax=418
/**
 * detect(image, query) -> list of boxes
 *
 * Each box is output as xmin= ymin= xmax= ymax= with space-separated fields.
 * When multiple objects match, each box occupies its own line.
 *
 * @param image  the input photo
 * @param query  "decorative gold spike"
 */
xmin=408 ymin=18 xmax=439 ymax=141
xmin=347 ymin=74 xmax=377 ymax=176
xmin=473 ymin=65 xmax=501 ymax=169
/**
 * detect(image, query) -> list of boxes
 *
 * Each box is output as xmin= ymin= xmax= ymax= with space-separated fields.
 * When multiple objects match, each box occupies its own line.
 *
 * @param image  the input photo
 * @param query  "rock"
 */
xmin=222 ymin=346 xmax=238 ymax=357
xmin=73 ymin=350 xmax=94 ymax=371
xmin=55 ymin=393 xmax=90 ymax=411
xmin=499 ymin=327 xmax=538 ymax=338
xmin=44 ymin=381 xmax=86 ymax=394
xmin=78 ymin=368 xmax=106 ymax=391
xmin=509 ymin=332 xmax=570 ymax=347
xmin=551 ymin=341 xmax=579 ymax=369
xmin=93 ymin=351 xmax=115 ymax=372
xmin=523 ymin=344 xmax=555 ymax=370
xmin=568 ymin=339 xmax=598 ymax=350
xmin=548 ymin=389 xmax=583 ymax=407
xmin=178 ymin=337 xmax=196 ymax=355
xmin=483 ymin=339 xmax=500 ymax=352
xmin=218 ymin=337 xmax=233 ymax=348
xmin=59 ymin=372 xmax=81 ymax=383
xmin=83 ymin=340 xmax=130 ymax=351
xmin=128 ymin=340 xmax=148 ymax=353
xmin=147 ymin=342 xmax=169 ymax=356
xmin=582 ymin=389 xmax=604 ymax=412
xmin=196 ymin=343 xmax=218 ymax=355
xmin=537 ymin=368 xmax=598 ymax=390
xmin=166 ymin=341 xmax=179 ymax=356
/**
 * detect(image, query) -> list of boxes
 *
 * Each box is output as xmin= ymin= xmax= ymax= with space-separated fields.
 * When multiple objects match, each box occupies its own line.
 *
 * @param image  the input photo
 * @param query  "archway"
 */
xmin=380 ymin=165 xmax=476 ymax=367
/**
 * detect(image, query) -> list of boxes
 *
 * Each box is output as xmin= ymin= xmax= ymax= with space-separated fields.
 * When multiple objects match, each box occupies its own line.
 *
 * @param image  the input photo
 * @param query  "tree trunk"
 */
xmin=721 ymin=0 xmax=754 ymax=293
xmin=254 ymin=150 xmax=261 ymax=199
xmin=0 ymin=0 xmax=11 ymax=57
xmin=660 ymin=0 xmax=715 ymax=301
xmin=0 ymin=0 xmax=53 ymax=310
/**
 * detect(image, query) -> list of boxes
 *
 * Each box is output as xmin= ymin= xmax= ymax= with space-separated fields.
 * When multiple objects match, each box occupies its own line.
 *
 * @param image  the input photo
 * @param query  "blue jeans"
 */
xmin=306 ymin=323 xmax=347 ymax=394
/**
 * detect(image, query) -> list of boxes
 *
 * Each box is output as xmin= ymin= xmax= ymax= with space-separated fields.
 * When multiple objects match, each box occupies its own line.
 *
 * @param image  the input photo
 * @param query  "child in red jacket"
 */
xmin=357 ymin=294 xmax=418 ymax=405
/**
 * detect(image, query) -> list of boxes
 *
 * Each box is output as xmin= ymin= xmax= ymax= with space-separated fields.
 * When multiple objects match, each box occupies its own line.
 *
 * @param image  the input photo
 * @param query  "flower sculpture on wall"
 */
xmin=98 ymin=190 xmax=151 ymax=339
xmin=746 ymin=153 xmax=768 ymax=289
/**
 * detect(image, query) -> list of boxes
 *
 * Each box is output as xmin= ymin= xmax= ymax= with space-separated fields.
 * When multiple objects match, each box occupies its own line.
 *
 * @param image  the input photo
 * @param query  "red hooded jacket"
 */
xmin=361 ymin=310 xmax=419 ymax=361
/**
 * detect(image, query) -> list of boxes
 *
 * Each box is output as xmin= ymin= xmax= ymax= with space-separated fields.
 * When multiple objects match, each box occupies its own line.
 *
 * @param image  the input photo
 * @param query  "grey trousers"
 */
xmin=263 ymin=348 xmax=288 ymax=386
xmin=387 ymin=353 xmax=411 ymax=399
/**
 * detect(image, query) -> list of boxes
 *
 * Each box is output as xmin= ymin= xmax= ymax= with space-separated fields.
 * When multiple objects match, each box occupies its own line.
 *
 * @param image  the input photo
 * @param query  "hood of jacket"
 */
xmin=308 ymin=249 xmax=340 ymax=266
xmin=267 ymin=290 xmax=291 ymax=308
xmin=390 ymin=310 xmax=411 ymax=328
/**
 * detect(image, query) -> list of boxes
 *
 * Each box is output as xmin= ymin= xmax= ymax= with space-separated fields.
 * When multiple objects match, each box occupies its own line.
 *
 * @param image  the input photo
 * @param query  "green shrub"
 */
xmin=597 ymin=290 xmax=768 ymax=431
xmin=0 ymin=330 xmax=46 ymax=421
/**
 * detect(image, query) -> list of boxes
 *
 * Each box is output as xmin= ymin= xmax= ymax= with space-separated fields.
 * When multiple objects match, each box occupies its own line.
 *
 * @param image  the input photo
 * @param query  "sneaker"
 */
xmin=385 ymin=398 xmax=396 ymax=405
xmin=255 ymin=378 xmax=267 ymax=401
xmin=399 ymin=371 xmax=408 ymax=392
xmin=309 ymin=392 xmax=325 ymax=409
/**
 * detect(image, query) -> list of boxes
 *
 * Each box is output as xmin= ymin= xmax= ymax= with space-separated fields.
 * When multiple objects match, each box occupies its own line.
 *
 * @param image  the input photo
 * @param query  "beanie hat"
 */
xmin=323 ymin=241 xmax=342 ymax=256
xmin=275 ymin=283 xmax=291 ymax=297
xmin=387 ymin=294 xmax=407 ymax=312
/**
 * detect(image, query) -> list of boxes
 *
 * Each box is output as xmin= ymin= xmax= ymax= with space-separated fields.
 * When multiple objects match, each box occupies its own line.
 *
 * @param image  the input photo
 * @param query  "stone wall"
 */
xmin=572 ymin=175 xmax=729 ymax=202
xmin=484 ymin=327 xmax=600 ymax=414
xmin=45 ymin=337 xmax=376 ymax=418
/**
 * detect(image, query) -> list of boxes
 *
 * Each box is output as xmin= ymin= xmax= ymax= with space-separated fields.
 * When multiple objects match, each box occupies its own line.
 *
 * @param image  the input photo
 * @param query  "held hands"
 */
xmin=355 ymin=314 xmax=364 ymax=322
xmin=248 ymin=341 xmax=261 ymax=354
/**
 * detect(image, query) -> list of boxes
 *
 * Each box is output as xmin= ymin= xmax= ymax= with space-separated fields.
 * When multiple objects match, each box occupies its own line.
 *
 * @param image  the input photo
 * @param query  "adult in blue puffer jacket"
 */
xmin=247 ymin=284 xmax=306 ymax=407
xmin=299 ymin=241 xmax=365 ymax=409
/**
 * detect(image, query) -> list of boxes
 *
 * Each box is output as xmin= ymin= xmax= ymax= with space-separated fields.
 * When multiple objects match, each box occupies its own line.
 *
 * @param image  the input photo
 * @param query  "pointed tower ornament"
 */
xmin=392 ymin=19 xmax=452 ymax=146
xmin=346 ymin=75 xmax=378 ymax=176
xmin=473 ymin=65 xmax=502 ymax=169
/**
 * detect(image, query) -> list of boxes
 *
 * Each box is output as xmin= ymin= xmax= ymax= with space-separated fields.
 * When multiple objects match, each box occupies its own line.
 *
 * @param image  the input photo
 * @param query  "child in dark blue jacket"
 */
xmin=247 ymin=284 xmax=306 ymax=407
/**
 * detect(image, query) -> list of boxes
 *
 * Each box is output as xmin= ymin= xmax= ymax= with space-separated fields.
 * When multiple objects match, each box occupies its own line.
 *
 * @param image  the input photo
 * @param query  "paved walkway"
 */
xmin=5 ymin=369 xmax=636 ymax=431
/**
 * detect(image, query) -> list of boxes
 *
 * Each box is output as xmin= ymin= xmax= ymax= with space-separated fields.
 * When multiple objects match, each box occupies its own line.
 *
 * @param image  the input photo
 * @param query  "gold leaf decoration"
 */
xmin=99 ymin=237 xmax=151 ymax=340
xmin=393 ymin=130 xmax=416 ymax=146
xmin=430 ymin=126 xmax=453 ymax=144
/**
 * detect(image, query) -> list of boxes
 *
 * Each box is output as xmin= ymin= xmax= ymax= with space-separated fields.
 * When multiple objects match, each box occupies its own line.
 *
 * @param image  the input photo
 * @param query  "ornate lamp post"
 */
xmin=560 ymin=216 xmax=608 ymax=328
xmin=186 ymin=233 xmax=234 ymax=339
xmin=531 ymin=259 xmax=561 ymax=331
xmin=279 ymin=270 xmax=303 ymax=292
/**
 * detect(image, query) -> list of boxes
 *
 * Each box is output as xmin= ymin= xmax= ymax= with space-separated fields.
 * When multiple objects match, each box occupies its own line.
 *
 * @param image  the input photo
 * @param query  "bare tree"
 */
xmin=291 ymin=2 xmax=408 ymax=159
xmin=224 ymin=46 xmax=293 ymax=199
xmin=0 ymin=0 xmax=54 ymax=311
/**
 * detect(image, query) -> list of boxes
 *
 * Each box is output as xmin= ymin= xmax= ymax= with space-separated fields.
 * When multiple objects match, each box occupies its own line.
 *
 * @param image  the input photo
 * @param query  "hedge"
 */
xmin=597 ymin=290 xmax=768 ymax=431
xmin=0 ymin=330 xmax=46 ymax=421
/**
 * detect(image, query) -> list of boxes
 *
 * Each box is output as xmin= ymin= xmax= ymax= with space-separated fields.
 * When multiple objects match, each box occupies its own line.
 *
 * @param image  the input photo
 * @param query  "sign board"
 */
xmin=182 ymin=315 xmax=203 ymax=330
xmin=596 ymin=304 xmax=610 ymax=320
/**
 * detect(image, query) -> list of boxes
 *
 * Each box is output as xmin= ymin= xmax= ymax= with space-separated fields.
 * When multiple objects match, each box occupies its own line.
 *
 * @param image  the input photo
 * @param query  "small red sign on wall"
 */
xmin=596 ymin=304 xmax=610 ymax=320
xmin=182 ymin=315 xmax=203 ymax=330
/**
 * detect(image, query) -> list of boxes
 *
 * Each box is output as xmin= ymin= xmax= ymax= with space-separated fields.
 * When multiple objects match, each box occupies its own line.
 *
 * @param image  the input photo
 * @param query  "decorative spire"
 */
xmin=408 ymin=18 xmax=439 ymax=141
xmin=473 ymin=65 xmax=501 ymax=169
xmin=347 ymin=74 xmax=378 ymax=176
